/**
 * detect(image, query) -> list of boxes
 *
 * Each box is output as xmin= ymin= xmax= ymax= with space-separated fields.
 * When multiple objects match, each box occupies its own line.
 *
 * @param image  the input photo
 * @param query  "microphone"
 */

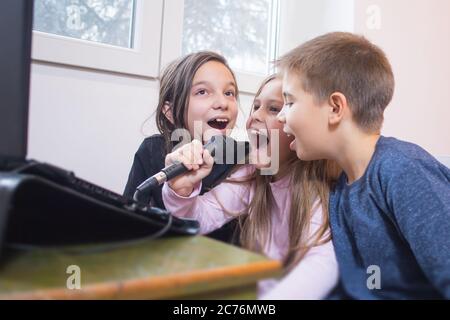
xmin=133 ymin=135 xmax=248 ymax=203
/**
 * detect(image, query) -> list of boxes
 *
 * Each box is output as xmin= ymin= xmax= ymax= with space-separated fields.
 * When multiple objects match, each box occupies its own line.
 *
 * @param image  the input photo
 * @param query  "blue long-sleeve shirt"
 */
xmin=329 ymin=136 xmax=450 ymax=299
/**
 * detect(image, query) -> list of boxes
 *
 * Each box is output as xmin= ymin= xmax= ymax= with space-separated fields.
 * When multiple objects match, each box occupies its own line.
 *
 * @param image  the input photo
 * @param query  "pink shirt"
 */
xmin=162 ymin=165 xmax=339 ymax=299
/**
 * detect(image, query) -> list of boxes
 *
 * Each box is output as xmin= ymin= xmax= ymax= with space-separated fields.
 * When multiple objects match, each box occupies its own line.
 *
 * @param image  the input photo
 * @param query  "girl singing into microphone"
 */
xmin=124 ymin=51 xmax=241 ymax=242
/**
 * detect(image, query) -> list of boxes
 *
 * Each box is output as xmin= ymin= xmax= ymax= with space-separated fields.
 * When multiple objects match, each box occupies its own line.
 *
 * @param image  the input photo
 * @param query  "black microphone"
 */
xmin=133 ymin=135 xmax=248 ymax=203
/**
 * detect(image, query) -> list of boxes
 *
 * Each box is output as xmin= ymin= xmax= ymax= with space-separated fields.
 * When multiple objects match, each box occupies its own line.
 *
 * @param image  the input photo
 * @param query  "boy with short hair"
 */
xmin=276 ymin=32 xmax=450 ymax=299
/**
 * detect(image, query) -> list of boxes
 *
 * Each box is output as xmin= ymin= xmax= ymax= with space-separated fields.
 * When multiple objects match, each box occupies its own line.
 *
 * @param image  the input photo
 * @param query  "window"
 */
xmin=32 ymin=0 xmax=162 ymax=78
xmin=32 ymin=0 xmax=281 ymax=86
xmin=182 ymin=0 xmax=279 ymax=76
xmin=34 ymin=0 xmax=136 ymax=48
xmin=161 ymin=0 xmax=280 ymax=93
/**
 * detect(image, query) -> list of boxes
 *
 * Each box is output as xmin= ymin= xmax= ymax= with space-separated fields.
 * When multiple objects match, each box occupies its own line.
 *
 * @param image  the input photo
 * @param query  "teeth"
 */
xmin=249 ymin=129 xmax=268 ymax=137
xmin=283 ymin=128 xmax=293 ymax=137
xmin=215 ymin=118 xmax=228 ymax=122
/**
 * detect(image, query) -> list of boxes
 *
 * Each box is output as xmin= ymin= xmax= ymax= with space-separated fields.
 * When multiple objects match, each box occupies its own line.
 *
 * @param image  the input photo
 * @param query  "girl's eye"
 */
xmin=284 ymin=102 xmax=293 ymax=108
xmin=269 ymin=106 xmax=281 ymax=113
xmin=196 ymin=89 xmax=207 ymax=96
xmin=225 ymin=90 xmax=236 ymax=97
xmin=253 ymin=105 xmax=260 ymax=111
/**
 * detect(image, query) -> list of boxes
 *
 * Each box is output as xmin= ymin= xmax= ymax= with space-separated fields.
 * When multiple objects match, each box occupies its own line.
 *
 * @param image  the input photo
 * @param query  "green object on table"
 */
xmin=0 ymin=236 xmax=282 ymax=299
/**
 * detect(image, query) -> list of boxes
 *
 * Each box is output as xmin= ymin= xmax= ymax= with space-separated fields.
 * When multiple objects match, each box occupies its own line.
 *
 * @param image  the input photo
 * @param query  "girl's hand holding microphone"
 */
xmin=165 ymin=139 xmax=215 ymax=197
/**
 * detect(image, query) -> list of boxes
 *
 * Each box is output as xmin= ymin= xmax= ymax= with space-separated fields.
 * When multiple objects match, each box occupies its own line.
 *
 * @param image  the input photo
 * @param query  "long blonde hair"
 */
xmin=238 ymin=159 xmax=339 ymax=272
xmin=233 ymin=75 xmax=340 ymax=272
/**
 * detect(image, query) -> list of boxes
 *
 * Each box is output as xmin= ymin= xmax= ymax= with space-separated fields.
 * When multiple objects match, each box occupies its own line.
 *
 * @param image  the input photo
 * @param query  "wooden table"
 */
xmin=0 ymin=236 xmax=281 ymax=299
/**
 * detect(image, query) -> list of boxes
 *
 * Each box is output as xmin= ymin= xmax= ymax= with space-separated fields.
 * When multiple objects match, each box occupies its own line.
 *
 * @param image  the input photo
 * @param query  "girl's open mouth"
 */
xmin=248 ymin=128 xmax=270 ymax=149
xmin=207 ymin=118 xmax=229 ymax=130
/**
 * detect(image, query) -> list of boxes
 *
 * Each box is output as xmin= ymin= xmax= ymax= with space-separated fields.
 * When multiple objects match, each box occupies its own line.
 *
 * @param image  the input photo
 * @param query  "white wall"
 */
xmin=355 ymin=0 xmax=450 ymax=157
xmin=278 ymin=0 xmax=355 ymax=55
xmin=28 ymin=62 xmax=158 ymax=193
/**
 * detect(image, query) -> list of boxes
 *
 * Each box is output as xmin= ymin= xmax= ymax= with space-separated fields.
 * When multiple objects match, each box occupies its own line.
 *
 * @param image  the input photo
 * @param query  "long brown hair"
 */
xmin=156 ymin=51 xmax=239 ymax=153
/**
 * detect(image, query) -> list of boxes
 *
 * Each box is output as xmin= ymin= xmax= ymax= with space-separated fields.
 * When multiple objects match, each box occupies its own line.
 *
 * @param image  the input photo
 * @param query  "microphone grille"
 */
xmin=207 ymin=135 xmax=249 ymax=165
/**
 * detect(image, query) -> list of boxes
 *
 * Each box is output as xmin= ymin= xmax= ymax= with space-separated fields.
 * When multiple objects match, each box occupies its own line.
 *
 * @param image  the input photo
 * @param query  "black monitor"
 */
xmin=0 ymin=0 xmax=33 ymax=169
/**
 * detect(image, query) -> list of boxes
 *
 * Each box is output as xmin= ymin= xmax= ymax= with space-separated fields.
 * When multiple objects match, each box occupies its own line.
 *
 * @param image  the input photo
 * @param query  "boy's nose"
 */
xmin=277 ymin=105 xmax=287 ymax=123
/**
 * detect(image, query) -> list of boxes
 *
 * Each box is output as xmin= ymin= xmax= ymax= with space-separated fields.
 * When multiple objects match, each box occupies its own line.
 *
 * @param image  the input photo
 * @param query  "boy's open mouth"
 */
xmin=207 ymin=117 xmax=229 ymax=130
xmin=248 ymin=128 xmax=270 ymax=149
xmin=283 ymin=126 xmax=296 ymax=151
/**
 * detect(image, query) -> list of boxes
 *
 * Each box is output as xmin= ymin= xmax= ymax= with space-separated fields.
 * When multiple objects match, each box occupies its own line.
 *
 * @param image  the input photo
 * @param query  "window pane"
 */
xmin=182 ymin=0 xmax=277 ymax=75
xmin=33 ymin=0 xmax=136 ymax=48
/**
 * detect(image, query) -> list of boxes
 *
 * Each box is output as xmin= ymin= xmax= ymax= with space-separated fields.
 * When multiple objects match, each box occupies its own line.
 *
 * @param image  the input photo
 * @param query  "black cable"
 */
xmin=10 ymin=160 xmax=39 ymax=173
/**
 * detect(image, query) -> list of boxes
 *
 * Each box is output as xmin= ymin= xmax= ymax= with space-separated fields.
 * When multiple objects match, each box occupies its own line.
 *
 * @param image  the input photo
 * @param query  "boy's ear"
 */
xmin=328 ymin=92 xmax=348 ymax=126
xmin=162 ymin=102 xmax=174 ymax=124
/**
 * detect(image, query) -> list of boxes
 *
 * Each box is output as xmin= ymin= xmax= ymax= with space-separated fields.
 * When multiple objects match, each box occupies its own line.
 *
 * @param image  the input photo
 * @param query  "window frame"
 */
xmin=31 ymin=0 xmax=163 ymax=78
xmin=160 ymin=0 xmax=281 ymax=94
